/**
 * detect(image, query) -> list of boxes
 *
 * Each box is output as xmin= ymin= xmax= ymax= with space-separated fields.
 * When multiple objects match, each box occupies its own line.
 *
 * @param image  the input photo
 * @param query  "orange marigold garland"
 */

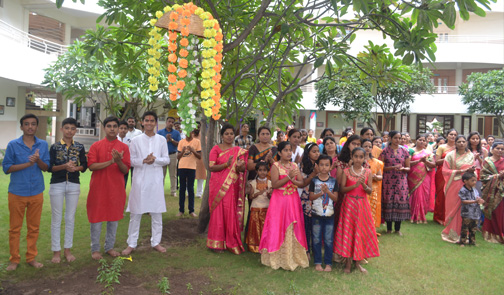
xmin=148 ymin=2 xmax=224 ymax=131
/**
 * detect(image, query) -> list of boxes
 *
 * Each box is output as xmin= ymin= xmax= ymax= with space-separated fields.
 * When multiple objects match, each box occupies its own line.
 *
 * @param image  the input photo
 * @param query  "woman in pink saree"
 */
xmin=207 ymin=124 xmax=248 ymax=254
xmin=481 ymin=141 xmax=504 ymax=244
xmin=408 ymin=135 xmax=436 ymax=223
xmin=259 ymin=141 xmax=309 ymax=271
xmin=441 ymin=135 xmax=475 ymax=243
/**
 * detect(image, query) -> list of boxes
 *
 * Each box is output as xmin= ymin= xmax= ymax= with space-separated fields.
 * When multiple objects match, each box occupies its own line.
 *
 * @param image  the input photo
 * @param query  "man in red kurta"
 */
xmin=87 ymin=116 xmax=131 ymax=260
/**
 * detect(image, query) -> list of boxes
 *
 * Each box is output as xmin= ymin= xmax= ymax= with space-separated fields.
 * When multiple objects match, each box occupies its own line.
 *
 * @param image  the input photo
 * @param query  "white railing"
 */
xmin=0 ymin=19 xmax=67 ymax=55
xmin=435 ymin=34 xmax=504 ymax=44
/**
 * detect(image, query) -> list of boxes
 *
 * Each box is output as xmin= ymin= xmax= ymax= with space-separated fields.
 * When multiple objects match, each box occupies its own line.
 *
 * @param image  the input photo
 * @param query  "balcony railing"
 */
xmin=435 ymin=34 xmax=504 ymax=44
xmin=0 ymin=19 xmax=67 ymax=55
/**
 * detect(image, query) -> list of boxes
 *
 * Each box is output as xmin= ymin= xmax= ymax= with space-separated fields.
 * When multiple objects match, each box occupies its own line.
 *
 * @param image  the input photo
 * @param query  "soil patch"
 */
xmin=1 ymin=265 xmax=149 ymax=295
xmin=161 ymin=217 xmax=206 ymax=248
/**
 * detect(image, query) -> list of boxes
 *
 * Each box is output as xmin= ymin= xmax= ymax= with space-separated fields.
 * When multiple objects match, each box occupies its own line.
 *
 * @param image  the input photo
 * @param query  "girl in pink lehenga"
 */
xmin=408 ymin=134 xmax=436 ymax=223
xmin=259 ymin=141 xmax=309 ymax=271
xmin=441 ymin=135 xmax=475 ymax=243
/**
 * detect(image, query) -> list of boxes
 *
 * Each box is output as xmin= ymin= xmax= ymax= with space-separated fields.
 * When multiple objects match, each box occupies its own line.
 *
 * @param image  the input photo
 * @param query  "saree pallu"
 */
xmin=334 ymin=169 xmax=379 ymax=261
xmin=259 ymin=163 xmax=308 ymax=271
xmin=367 ymin=158 xmax=384 ymax=227
xmin=408 ymin=150 xmax=434 ymax=222
xmin=248 ymin=145 xmax=277 ymax=180
xmin=481 ymin=157 xmax=504 ymax=243
xmin=434 ymin=146 xmax=455 ymax=224
xmin=441 ymin=150 xmax=474 ymax=243
xmin=246 ymin=208 xmax=268 ymax=253
xmin=207 ymin=146 xmax=248 ymax=254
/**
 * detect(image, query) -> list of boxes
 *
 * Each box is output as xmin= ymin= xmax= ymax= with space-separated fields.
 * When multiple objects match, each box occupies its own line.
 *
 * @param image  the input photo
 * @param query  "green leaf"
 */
xmin=281 ymin=23 xmax=289 ymax=35
xmin=314 ymin=56 xmax=325 ymax=69
xmin=56 ymin=0 xmax=64 ymax=8
xmin=443 ymin=2 xmax=456 ymax=28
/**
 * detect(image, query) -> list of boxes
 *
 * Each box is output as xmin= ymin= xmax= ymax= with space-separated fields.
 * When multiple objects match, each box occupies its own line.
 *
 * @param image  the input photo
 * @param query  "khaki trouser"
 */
xmin=163 ymin=153 xmax=178 ymax=195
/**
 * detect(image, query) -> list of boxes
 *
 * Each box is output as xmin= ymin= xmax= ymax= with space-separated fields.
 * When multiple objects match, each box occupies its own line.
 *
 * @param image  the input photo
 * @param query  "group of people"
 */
xmin=4 ymin=113 xmax=504 ymax=274
xmin=205 ymin=124 xmax=504 ymax=273
xmin=2 ymin=112 xmax=205 ymax=271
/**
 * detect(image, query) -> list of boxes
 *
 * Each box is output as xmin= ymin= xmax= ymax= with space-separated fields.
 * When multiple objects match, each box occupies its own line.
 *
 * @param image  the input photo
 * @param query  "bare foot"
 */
xmin=153 ymin=244 xmax=166 ymax=253
xmin=6 ymin=263 xmax=18 ymax=271
xmin=460 ymin=244 xmax=465 ymax=247
xmin=64 ymin=249 xmax=76 ymax=262
xmin=106 ymin=249 xmax=120 ymax=257
xmin=306 ymin=253 xmax=311 ymax=261
xmin=386 ymin=230 xmax=392 ymax=234
xmin=51 ymin=251 xmax=61 ymax=263
xmin=343 ymin=267 xmax=351 ymax=274
xmin=376 ymin=232 xmax=381 ymax=237
xmin=324 ymin=265 xmax=332 ymax=272
xmin=356 ymin=263 xmax=368 ymax=274
xmin=315 ymin=264 xmax=323 ymax=271
xmin=121 ymin=246 xmax=135 ymax=256
xmin=92 ymin=251 xmax=103 ymax=260
xmin=27 ymin=260 xmax=44 ymax=268
xmin=394 ymin=231 xmax=403 ymax=236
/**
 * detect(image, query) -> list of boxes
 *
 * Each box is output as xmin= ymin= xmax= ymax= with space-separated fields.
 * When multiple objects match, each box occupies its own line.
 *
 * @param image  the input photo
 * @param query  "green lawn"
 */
xmin=1 ymin=170 xmax=504 ymax=294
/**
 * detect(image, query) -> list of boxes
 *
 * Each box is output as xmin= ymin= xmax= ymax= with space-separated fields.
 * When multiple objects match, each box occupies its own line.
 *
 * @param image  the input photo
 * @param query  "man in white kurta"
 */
xmin=121 ymin=112 xmax=169 ymax=255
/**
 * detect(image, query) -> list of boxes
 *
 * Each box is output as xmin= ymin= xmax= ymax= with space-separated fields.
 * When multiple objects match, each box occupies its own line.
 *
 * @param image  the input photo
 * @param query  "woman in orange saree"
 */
xmin=441 ymin=135 xmax=475 ymax=243
xmin=408 ymin=135 xmax=436 ymax=223
xmin=481 ymin=142 xmax=504 ymax=244
xmin=207 ymin=124 xmax=248 ymax=254
xmin=362 ymin=139 xmax=383 ymax=229
xmin=434 ymin=129 xmax=458 ymax=224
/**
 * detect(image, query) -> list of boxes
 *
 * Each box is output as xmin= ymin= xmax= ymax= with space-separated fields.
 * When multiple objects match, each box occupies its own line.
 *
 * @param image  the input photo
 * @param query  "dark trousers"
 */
xmin=312 ymin=215 xmax=334 ymax=266
xmin=304 ymin=214 xmax=312 ymax=253
xmin=178 ymin=169 xmax=195 ymax=213
xmin=459 ymin=218 xmax=478 ymax=245
xmin=386 ymin=221 xmax=401 ymax=232
xmin=124 ymin=171 xmax=129 ymax=188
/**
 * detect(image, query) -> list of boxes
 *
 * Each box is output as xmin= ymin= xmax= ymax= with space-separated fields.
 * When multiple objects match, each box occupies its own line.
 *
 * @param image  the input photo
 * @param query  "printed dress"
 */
xmin=381 ymin=146 xmax=411 ymax=222
xmin=334 ymin=168 xmax=379 ymax=261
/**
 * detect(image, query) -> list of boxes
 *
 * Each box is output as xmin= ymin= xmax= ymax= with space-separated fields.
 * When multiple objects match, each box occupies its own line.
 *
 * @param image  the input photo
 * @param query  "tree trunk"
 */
xmin=197 ymin=118 xmax=216 ymax=233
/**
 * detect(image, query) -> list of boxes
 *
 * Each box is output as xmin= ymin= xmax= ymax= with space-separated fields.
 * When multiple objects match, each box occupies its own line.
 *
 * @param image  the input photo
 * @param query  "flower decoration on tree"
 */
xmin=147 ymin=2 xmax=224 ymax=135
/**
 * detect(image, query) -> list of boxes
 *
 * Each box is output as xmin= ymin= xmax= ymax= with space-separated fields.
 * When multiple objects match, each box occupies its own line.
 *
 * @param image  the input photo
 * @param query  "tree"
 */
xmin=316 ymin=42 xmax=434 ymax=133
xmin=49 ymin=0 xmax=494 ymax=232
xmin=460 ymin=69 xmax=504 ymax=135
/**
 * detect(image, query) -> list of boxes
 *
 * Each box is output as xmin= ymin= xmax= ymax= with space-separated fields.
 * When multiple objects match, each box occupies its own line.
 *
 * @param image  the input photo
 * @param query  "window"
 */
xmin=493 ymin=118 xmax=500 ymax=137
xmin=477 ymin=118 xmax=484 ymax=135
xmin=461 ymin=116 xmax=471 ymax=136
xmin=401 ymin=115 xmax=409 ymax=133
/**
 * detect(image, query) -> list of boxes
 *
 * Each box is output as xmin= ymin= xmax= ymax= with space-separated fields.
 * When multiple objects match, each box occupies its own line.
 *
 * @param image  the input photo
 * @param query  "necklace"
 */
xmin=280 ymin=161 xmax=291 ymax=171
xmin=351 ymin=165 xmax=363 ymax=177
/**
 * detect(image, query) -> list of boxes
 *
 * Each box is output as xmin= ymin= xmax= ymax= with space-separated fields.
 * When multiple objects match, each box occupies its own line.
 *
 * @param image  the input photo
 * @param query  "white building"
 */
xmin=297 ymin=10 xmax=504 ymax=140
xmin=0 ymin=0 xmax=103 ymax=148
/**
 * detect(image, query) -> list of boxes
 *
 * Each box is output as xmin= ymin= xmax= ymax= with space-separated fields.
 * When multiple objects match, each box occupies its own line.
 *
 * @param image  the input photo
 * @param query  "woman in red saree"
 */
xmin=434 ymin=129 xmax=458 ymax=224
xmin=207 ymin=124 xmax=248 ymax=254
xmin=441 ymin=135 xmax=475 ymax=243
xmin=408 ymin=135 xmax=436 ymax=223
xmin=481 ymin=142 xmax=504 ymax=244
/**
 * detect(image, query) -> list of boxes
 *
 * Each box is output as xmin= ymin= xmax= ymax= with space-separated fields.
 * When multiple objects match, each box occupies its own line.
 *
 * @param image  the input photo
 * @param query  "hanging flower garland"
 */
xmin=147 ymin=2 xmax=224 ymax=134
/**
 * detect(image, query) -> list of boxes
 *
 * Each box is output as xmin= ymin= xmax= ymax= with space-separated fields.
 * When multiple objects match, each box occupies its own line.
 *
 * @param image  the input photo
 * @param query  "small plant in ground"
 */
xmin=264 ymin=290 xmax=276 ymax=295
xmin=96 ymin=258 xmax=124 ymax=295
xmin=288 ymin=281 xmax=301 ymax=295
xmin=186 ymin=282 xmax=193 ymax=295
xmin=157 ymin=277 xmax=171 ymax=294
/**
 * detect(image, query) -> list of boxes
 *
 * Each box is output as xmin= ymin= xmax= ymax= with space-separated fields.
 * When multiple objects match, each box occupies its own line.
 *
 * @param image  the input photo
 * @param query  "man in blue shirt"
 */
xmin=2 ymin=114 xmax=50 ymax=271
xmin=157 ymin=116 xmax=181 ymax=197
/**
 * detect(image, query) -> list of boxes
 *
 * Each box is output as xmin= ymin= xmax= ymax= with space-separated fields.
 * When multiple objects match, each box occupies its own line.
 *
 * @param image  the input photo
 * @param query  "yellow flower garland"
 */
xmin=147 ymin=2 xmax=223 ymax=120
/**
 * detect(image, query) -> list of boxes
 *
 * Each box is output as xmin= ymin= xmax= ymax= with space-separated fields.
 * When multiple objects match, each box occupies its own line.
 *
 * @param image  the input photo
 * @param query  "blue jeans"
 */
xmin=178 ymin=169 xmax=195 ymax=213
xmin=312 ymin=215 xmax=334 ymax=265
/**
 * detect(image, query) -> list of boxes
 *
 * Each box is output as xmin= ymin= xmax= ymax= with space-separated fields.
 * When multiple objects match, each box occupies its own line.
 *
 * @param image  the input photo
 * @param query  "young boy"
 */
xmin=309 ymin=154 xmax=338 ymax=272
xmin=245 ymin=162 xmax=272 ymax=253
xmin=87 ymin=116 xmax=130 ymax=260
xmin=48 ymin=117 xmax=87 ymax=263
xmin=122 ymin=111 xmax=170 ymax=255
xmin=459 ymin=172 xmax=485 ymax=246
xmin=3 ymin=114 xmax=50 ymax=271
xmin=177 ymin=129 xmax=201 ymax=217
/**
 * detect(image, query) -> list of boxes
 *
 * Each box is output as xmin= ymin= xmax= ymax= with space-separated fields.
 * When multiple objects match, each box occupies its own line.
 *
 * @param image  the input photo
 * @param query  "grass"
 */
xmin=1 ymin=170 xmax=504 ymax=294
